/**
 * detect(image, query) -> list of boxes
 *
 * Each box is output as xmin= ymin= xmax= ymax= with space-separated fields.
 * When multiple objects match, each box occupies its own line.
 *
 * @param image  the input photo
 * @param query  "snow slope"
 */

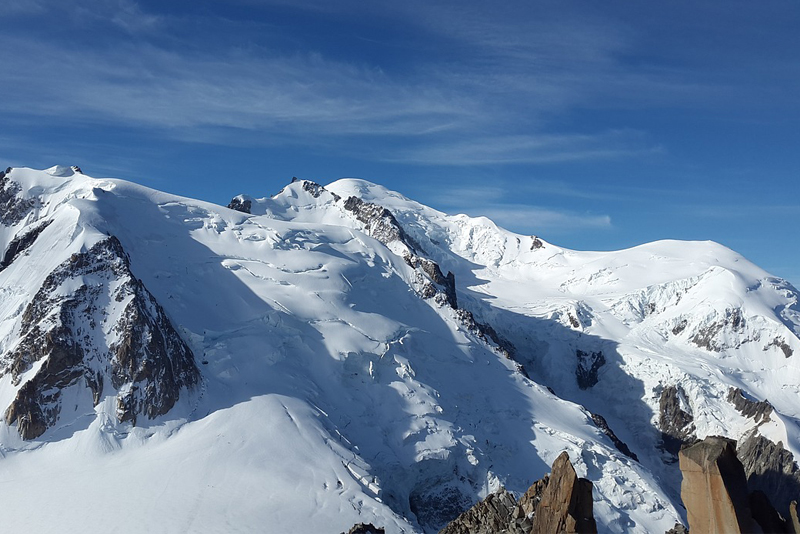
xmin=0 ymin=167 xmax=798 ymax=533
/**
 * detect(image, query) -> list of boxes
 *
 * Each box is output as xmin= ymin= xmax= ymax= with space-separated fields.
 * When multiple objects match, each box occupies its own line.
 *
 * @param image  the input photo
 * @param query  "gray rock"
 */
xmin=2 ymin=236 xmax=199 ymax=439
xmin=343 ymin=195 xmax=423 ymax=253
xmin=690 ymin=308 xmax=746 ymax=352
xmin=227 ymin=197 xmax=251 ymax=214
xmin=575 ymin=349 xmax=605 ymax=389
xmin=659 ymin=385 xmax=696 ymax=456
xmin=343 ymin=523 xmax=385 ymax=534
xmin=439 ymin=486 xmax=523 ymax=534
xmin=726 ymin=387 xmax=773 ymax=425
xmin=738 ymin=431 xmax=800 ymax=518
xmin=0 ymin=219 xmax=53 ymax=272
xmin=590 ymin=412 xmax=638 ymax=461
xmin=0 ymin=168 xmax=38 ymax=226
xmin=766 ymin=336 xmax=794 ymax=358
xmin=665 ymin=523 xmax=688 ymax=534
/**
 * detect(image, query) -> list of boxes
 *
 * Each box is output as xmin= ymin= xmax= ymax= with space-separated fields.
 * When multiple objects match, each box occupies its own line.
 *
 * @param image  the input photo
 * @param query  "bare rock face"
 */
xmin=1 ymin=236 xmax=199 ymax=439
xmin=0 ymin=167 xmax=39 ymax=226
xmin=227 ymin=196 xmax=252 ymax=214
xmin=690 ymin=307 xmax=746 ymax=352
xmin=590 ymin=412 xmax=638 ymax=461
xmin=343 ymin=523 xmax=385 ymax=534
xmin=766 ymin=336 xmax=794 ymax=358
xmin=659 ymin=385 xmax=696 ymax=456
xmin=439 ymin=452 xmax=595 ymax=534
xmin=575 ymin=349 xmax=605 ymax=389
xmin=0 ymin=219 xmax=53 ymax=272
xmin=439 ymin=487 xmax=524 ymax=534
xmin=664 ymin=523 xmax=688 ymax=534
xmin=737 ymin=431 xmax=800 ymax=518
xmin=727 ymin=387 xmax=773 ymax=425
xmin=679 ymin=436 xmax=758 ymax=534
xmin=530 ymin=451 xmax=597 ymax=534
xmin=343 ymin=195 xmax=422 ymax=253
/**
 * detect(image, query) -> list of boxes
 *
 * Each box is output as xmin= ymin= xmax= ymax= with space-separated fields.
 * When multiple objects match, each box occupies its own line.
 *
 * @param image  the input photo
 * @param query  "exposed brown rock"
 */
xmin=438 ymin=452 xmax=595 ymax=534
xmin=679 ymin=436 xmax=757 ymax=534
xmin=789 ymin=501 xmax=800 ymax=534
xmin=530 ymin=451 xmax=597 ymax=534
xmin=438 ymin=486 xmax=524 ymax=534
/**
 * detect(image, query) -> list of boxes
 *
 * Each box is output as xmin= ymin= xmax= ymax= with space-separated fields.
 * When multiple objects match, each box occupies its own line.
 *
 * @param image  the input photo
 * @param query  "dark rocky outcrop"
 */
xmin=737 ymin=431 xmax=800 ymax=518
xmin=727 ymin=387 xmax=773 ymax=425
xmin=691 ymin=308 xmax=746 ymax=352
xmin=530 ymin=236 xmax=544 ymax=250
xmin=405 ymin=255 xmax=457 ymax=309
xmin=2 ymin=236 xmax=199 ymax=439
xmin=766 ymin=336 xmax=794 ymax=358
xmin=0 ymin=219 xmax=53 ymax=272
xmin=659 ymin=385 xmax=696 ymax=456
xmin=342 ymin=523 xmax=385 ymax=534
xmin=671 ymin=319 xmax=688 ymax=336
xmin=530 ymin=452 xmax=597 ymax=534
xmin=575 ymin=349 xmax=605 ymax=389
xmin=679 ymin=436 xmax=758 ymax=534
xmin=343 ymin=196 xmax=423 ymax=253
xmin=439 ymin=487 xmax=525 ymax=534
xmin=590 ymin=412 xmax=638 ymax=461
xmin=227 ymin=197 xmax=251 ymax=214
xmin=664 ymin=523 xmax=688 ymax=534
xmin=301 ymin=179 xmax=340 ymax=200
xmin=454 ymin=308 xmax=517 ymax=361
xmin=749 ymin=490 xmax=790 ymax=534
xmin=340 ymin=191 xmax=522 ymax=370
xmin=1 ymin=167 xmax=38 ymax=226
xmin=439 ymin=452 xmax=595 ymax=534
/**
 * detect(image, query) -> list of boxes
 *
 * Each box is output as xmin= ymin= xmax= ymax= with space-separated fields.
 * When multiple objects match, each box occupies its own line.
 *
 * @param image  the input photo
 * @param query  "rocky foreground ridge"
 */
xmin=432 ymin=436 xmax=800 ymax=534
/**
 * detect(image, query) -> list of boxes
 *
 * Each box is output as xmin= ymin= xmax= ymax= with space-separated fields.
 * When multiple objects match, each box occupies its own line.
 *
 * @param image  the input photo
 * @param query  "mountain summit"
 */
xmin=1 ymin=167 xmax=798 ymax=533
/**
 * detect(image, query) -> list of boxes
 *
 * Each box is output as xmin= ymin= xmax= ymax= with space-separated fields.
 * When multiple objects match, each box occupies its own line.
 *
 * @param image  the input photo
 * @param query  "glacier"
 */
xmin=0 ymin=165 xmax=798 ymax=533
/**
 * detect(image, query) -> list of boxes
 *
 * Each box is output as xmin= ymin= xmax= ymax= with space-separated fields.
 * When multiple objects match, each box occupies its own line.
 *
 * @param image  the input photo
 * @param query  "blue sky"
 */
xmin=2 ymin=0 xmax=799 ymax=285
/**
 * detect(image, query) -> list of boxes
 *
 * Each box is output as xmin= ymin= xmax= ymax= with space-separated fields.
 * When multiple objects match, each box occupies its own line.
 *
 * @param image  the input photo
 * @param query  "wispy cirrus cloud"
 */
xmin=0 ymin=38 xmax=476 ymax=139
xmin=385 ymin=130 xmax=662 ymax=166
xmin=473 ymin=205 xmax=612 ymax=234
xmin=420 ymin=183 xmax=612 ymax=234
xmin=0 ymin=0 xmax=672 ymax=164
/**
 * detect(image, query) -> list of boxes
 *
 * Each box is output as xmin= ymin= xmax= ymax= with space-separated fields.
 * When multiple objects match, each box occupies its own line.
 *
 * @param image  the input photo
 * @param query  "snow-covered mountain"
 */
xmin=0 ymin=166 xmax=798 ymax=533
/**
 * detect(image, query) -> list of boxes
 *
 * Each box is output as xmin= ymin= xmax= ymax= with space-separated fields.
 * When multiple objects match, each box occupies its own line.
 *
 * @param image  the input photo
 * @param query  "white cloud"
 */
xmin=386 ymin=131 xmax=662 ymax=165
xmin=463 ymin=204 xmax=612 ymax=234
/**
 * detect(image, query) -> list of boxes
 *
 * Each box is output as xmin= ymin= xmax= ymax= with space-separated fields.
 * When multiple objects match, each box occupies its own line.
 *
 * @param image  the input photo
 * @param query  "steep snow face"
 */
xmin=329 ymin=177 xmax=800 ymax=512
xmin=0 ymin=169 xmax=798 ymax=533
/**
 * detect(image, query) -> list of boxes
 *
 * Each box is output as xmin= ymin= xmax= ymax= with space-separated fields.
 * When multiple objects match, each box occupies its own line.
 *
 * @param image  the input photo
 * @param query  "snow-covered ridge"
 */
xmin=0 ymin=167 xmax=799 ymax=533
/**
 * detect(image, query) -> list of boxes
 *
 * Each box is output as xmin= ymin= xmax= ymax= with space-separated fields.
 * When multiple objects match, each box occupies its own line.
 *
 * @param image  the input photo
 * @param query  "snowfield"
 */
xmin=0 ymin=166 xmax=798 ymax=533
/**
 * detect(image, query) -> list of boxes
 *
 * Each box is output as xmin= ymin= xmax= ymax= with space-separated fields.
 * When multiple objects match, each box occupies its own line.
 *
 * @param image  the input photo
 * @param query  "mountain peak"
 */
xmin=0 ymin=166 xmax=798 ymax=533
